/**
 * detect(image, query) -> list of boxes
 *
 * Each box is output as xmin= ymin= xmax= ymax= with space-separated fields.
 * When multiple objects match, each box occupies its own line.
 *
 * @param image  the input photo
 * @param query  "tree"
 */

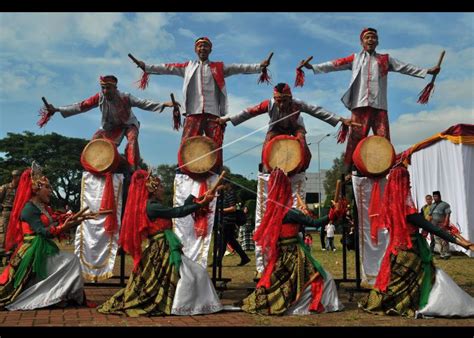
xmin=323 ymin=153 xmax=353 ymax=207
xmin=153 ymin=164 xmax=177 ymax=206
xmin=0 ymin=131 xmax=88 ymax=210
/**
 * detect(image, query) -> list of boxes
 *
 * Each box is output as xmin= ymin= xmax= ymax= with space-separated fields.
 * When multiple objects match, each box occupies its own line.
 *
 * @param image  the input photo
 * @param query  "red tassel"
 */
xmin=295 ymin=68 xmax=305 ymax=87
xmin=417 ymin=83 xmax=434 ymax=104
xmin=136 ymin=71 xmax=149 ymax=90
xmin=368 ymin=179 xmax=382 ymax=245
xmin=172 ymin=108 xmax=182 ymax=131
xmin=100 ymin=172 xmax=117 ymax=235
xmin=193 ymin=181 xmax=209 ymax=238
xmin=336 ymin=123 xmax=349 ymax=144
xmin=37 ymin=108 xmax=53 ymax=128
xmin=258 ymin=67 xmax=271 ymax=85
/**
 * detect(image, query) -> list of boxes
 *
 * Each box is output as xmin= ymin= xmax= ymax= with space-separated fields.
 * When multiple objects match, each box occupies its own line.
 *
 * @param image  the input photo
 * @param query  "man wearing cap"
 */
xmin=300 ymin=28 xmax=441 ymax=169
xmin=220 ymin=83 xmax=352 ymax=172
xmin=134 ymin=37 xmax=271 ymax=171
xmin=0 ymin=170 xmax=21 ymax=256
xmin=45 ymin=75 xmax=179 ymax=170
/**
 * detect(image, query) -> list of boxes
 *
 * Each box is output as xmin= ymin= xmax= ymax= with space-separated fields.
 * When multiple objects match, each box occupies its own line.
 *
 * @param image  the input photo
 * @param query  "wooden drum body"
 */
xmin=352 ymin=135 xmax=395 ymax=177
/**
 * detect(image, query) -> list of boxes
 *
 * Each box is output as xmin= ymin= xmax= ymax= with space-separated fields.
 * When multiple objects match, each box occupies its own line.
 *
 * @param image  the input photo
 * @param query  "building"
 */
xmin=305 ymin=170 xmax=328 ymax=210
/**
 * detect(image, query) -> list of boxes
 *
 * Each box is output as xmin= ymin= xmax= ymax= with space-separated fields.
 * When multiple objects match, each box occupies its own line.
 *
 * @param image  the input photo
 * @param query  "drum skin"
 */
xmin=262 ymin=135 xmax=304 ymax=176
xmin=178 ymin=136 xmax=218 ymax=179
xmin=81 ymin=138 xmax=120 ymax=174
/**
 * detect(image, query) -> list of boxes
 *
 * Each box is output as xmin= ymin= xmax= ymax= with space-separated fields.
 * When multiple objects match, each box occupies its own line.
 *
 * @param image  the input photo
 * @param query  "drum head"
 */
xmin=265 ymin=137 xmax=302 ymax=174
xmin=180 ymin=136 xmax=217 ymax=174
xmin=356 ymin=136 xmax=395 ymax=176
xmin=81 ymin=139 xmax=116 ymax=173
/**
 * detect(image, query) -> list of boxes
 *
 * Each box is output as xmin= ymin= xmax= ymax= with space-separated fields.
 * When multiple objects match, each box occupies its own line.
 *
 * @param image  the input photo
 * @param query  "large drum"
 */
xmin=80 ymin=138 xmax=121 ymax=174
xmin=262 ymin=135 xmax=304 ymax=176
xmin=352 ymin=135 xmax=395 ymax=177
xmin=178 ymin=136 xmax=218 ymax=179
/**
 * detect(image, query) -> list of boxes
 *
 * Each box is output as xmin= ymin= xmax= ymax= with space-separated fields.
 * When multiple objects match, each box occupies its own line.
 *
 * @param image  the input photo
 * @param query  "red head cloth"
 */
xmin=195 ymin=37 xmax=212 ymax=48
xmin=360 ymin=27 xmax=378 ymax=41
xmin=99 ymin=75 xmax=118 ymax=86
xmin=273 ymin=83 xmax=292 ymax=98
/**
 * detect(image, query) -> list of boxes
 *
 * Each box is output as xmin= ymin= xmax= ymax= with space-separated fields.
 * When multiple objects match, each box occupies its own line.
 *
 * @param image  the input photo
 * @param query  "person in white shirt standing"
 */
xmin=299 ymin=28 xmax=440 ymax=171
xmin=134 ymin=37 xmax=271 ymax=172
xmin=325 ymin=222 xmax=336 ymax=251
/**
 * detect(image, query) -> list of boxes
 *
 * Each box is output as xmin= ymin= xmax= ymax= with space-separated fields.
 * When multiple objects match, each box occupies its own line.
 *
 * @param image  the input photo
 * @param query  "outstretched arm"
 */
xmin=295 ymin=99 xmax=341 ymax=127
xmin=283 ymin=208 xmax=330 ymax=230
xmin=406 ymin=213 xmax=455 ymax=243
xmin=389 ymin=56 xmax=428 ymax=78
xmin=146 ymin=195 xmax=200 ymax=220
xmin=226 ymin=99 xmax=271 ymax=126
xmin=55 ymin=93 xmax=100 ymax=118
xmin=128 ymin=93 xmax=170 ymax=113
xmin=144 ymin=62 xmax=188 ymax=77
xmin=307 ymin=54 xmax=354 ymax=74
xmin=224 ymin=63 xmax=262 ymax=77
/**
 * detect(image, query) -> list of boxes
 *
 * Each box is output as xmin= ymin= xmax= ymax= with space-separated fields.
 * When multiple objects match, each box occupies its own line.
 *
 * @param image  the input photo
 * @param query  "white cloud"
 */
xmin=177 ymin=28 xmax=196 ymax=39
xmin=390 ymin=106 xmax=474 ymax=152
xmin=190 ymin=13 xmax=232 ymax=23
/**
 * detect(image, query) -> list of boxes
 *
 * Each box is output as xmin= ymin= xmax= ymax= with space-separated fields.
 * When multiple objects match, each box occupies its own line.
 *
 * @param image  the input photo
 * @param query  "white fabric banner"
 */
xmin=172 ymin=173 xmax=218 ymax=268
xmin=352 ymin=176 xmax=389 ymax=285
xmin=75 ymin=171 xmax=123 ymax=282
xmin=408 ymin=141 xmax=474 ymax=257
xmin=254 ymin=172 xmax=306 ymax=273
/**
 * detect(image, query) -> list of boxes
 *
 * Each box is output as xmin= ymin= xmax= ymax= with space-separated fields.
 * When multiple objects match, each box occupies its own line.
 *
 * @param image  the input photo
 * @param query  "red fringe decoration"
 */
xmin=136 ymin=71 xmax=150 ymax=90
xmin=254 ymin=169 xmax=293 ymax=289
xmin=309 ymin=276 xmax=325 ymax=312
xmin=258 ymin=68 xmax=271 ymax=85
xmin=336 ymin=123 xmax=349 ymax=144
xmin=294 ymin=68 xmax=306 ymax=87
xmin=100 ymin=172 xmax=118 ymax=235
xmin=368 ymin=178 xmax=382 ymax=245
xmin=5 ymin=169 xmax=32 ymax=252
xmin=374 ymin=166 xmax=416 ymax=292
xmin=173 ymin=107 xmax=182 ymax=131
xmin=193 ymin=181 xmax=209 ymax=238
xmin=119 ymin=170 xmax=150 ymax=272
xmin=37 ymin=108 xmax=53 ymax=128
xmin=417 ymin=83 xmax=434 ymax=104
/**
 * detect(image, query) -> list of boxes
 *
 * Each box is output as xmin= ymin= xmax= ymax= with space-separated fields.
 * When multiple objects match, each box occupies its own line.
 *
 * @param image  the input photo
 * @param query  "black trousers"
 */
xmin=217 ymin=223 xmax=249 ymax=264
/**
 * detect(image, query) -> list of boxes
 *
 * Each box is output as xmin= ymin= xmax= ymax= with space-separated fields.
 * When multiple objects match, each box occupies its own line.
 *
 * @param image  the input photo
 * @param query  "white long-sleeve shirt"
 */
xmin=312 ymin=51 xmax=428 ymax=110
xmin=58 ymin=91 xmax=165 ymax=131
xmin=229 ymin=98 xmax=342 ymax=132
xmin=145 ymin=60 xmax=262 ymax=117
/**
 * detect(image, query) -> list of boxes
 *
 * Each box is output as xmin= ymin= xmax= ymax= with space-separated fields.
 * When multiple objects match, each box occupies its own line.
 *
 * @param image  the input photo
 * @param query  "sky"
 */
xmin=1 ymin=12 xmax=473 ymax=178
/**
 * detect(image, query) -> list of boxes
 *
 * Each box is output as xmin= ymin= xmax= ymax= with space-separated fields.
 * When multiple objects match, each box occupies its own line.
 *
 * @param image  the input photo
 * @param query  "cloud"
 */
xmin=390 ymin=106 xmax=473 ymax=152
xmin=190 ymin=13 xmax=232 ymax=23
xmin=177 ymin=28 xmax=196 ymax=39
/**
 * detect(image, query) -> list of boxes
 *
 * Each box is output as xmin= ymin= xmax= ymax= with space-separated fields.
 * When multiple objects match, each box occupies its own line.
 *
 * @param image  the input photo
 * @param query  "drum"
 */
xmin=80 ymin=138 xmax=120 ymax=174
xmin=352 ymin=135 xmax=395 ymax=177
xmin=262 ymin=135 xmax=304 ymax=176
xmin=178 ymin=136 xmax=218 ymax=178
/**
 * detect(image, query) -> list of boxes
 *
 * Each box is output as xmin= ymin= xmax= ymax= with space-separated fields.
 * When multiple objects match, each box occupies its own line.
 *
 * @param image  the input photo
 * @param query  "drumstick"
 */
xmin=41 ymin=97 xmax=50 ymax=107
xmin=298 ymin=56 xmax=313 ymax=70
xmin=170 ymin=93 xmax=178 ymax=107
xmin=208 ymin=171 xmax=226 ymax=195
xmin=128 ymin=53 xmax=145 ymax=70
xmin=265 ymin=52 xmax=274 ymax=66
xmin=68 ymin=206 xmax=90 ymax=221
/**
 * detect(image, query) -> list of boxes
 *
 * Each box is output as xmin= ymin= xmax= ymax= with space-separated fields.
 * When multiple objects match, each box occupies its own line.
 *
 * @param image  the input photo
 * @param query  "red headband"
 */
xmin=360 ymin=28 xmax=378 ymax=40
xmin=273 ymin=83 xmax=292 ymax=97
xmin=195 ymin=37 xmax=212 ymax=48
xmin=99 ymin=76 xmax=117 ymax=86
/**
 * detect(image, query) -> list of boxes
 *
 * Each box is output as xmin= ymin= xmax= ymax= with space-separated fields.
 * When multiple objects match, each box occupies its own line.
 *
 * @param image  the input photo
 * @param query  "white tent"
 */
xmin=404 ymin=124 xmax=474 ymax=257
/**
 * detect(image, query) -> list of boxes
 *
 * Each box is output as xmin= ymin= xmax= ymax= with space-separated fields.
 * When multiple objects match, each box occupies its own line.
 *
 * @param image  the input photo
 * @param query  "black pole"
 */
xmin=352 ymin=192 xmax=362 ymax=289
xmin=341 ymin=174 xmax=348 ymax=280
